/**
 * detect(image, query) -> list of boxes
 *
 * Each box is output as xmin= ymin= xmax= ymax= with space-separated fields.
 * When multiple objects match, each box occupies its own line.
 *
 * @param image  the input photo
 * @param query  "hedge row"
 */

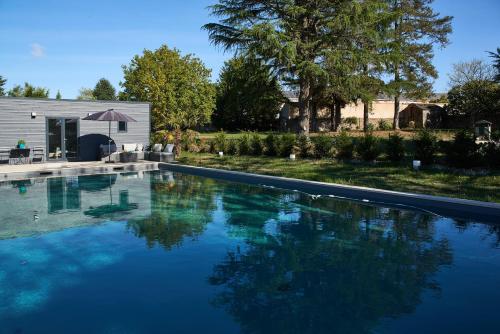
xmin=173 ymin=130 xmax=500 ymax=169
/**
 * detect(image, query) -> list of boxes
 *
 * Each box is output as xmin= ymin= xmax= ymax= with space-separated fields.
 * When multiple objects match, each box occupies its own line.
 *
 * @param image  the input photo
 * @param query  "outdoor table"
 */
xmin=9 ymin=148 xmax=31 ymax=164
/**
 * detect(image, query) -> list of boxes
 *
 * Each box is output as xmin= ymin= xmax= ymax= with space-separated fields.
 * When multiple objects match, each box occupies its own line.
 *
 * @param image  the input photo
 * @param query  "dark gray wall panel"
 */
xmin=0 ymin=97 xmax=150 ymax=159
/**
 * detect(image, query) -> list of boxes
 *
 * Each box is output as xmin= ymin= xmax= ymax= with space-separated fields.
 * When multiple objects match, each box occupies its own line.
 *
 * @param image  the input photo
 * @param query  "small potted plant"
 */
xmin=17 ymin=139 xmax=26 ymax=149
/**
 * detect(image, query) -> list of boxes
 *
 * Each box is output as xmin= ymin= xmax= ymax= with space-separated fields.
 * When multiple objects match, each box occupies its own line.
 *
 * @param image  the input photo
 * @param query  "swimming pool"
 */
xmin=0 ymin=171 xmax=499 ymax=333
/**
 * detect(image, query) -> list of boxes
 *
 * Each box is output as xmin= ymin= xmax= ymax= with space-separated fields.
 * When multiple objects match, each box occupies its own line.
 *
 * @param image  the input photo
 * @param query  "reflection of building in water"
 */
xmin=0 ymin=172 xmax=152 ymax=239
xmin=47 ymin=177 xmax=81 ymax=213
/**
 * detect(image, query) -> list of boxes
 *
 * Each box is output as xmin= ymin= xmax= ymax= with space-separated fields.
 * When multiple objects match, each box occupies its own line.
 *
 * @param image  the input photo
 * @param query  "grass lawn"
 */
xmin=178 ymin=152 xmax=500 ymax=203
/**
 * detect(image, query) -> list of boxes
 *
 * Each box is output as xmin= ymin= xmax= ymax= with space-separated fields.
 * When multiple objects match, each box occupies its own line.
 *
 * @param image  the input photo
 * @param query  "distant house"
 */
xmin=279 ymin=92 xmax=446 ymax=131
xmin=399 ymin=103 xmax=445 ymax=129
xmin=0 ymin=97 xmax=150 ymax=161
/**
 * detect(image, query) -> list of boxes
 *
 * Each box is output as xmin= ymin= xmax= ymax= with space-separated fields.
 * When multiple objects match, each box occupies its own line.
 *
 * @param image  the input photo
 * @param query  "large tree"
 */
xmin=448 ymin=59 xmax=495 ymax=87
xmin=77 ymin=87 xmax=96 ymax=100
xmin=384 ymin=0 xmax=452 ymax=129
xmin=487 ymin=47 xmax=500 ymax=83
xmin=0 ymin=75 xmax=6 ymax=96
xmin=120 ymin=45 xmax=216 ymax=131
xmin=7 ymin=82 xmax=49 ymax=98
xmin=447 ymin=80 xmax=500 ymax=128
xmin=93 ymin=78 xmax=116 ymax=100
xmin=214 ymin=55 xmax=283 ymax=131
xmin=204 ymin=0 xmax=383 ymax=135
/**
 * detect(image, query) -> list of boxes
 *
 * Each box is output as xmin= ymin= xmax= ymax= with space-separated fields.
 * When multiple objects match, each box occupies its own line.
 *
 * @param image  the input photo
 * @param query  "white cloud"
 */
xmin=30 ymin=43 xmax=45 ymax=57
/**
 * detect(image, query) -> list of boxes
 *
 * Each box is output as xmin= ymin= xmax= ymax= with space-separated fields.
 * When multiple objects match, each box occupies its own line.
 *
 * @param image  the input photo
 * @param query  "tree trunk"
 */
xmin=393 ymin=93 xmax=400 ymax=130
xmin=363 ymin=100 xmax=369 ymax=132
xmin=329 ymin=104 xmax=335 ymax=131
xmin=298 ymin=78 xmax=311 ymax=135
xmin=311 ymin=100 xmax=318 ymax=132
xmin=334 ymin=100 xmax=342 ymax=131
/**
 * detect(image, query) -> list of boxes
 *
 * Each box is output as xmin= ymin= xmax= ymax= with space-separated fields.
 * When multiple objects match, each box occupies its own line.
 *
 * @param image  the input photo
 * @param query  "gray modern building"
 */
xmin=0 ymin=97 xmax=150 ymax=161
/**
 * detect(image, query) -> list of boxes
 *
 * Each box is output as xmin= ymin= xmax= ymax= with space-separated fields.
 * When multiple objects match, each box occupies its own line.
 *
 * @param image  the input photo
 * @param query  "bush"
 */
xmin=181 ymin=129 xmax=201 ymax=152
xmin=150 ymin=130 xmax=173 ymax=147
xmin=480 ymin=141 xmax=500 ymax=168
xmin=198 ymin=138 xmax=211 ymax=153
xmin=294 ymin=135 xmax=315 ymax=158
xmin=225 ymin=139 xmax=238 ymax=155
xmin=213 ymin=131 xmax=227 ymax=152
xmin=356 ymin=132 xmax=381 ymax=161
xmin=311 ymin=135 xmax=334 ymax=159
xmin=264 ymin=133 xmax=279 ymax=156
xmin=238 ymin=132 xmax=252 ymax=155
xmin=279 ymin=133 xmax=296 ymax=157
xmin=386 ymin=132 xmax=405 ymax=162
xmin=445 ymin=131 xmax=480 ymax=168
xmin=378 ymin=119 xmax=392 ymax=131
xmin=414 ymin=129 xmax=438 ymax=164
xmin=250 ymin=133 xmax=264 ymax=155
xmin=343 ymin=117 xmax=358 ymax=130
xmin=333 ymin=131 xmax=354 ymax=160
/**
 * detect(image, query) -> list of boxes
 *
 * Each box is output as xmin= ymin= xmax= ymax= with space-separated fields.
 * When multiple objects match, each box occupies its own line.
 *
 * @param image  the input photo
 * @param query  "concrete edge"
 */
xmin=0 ymin=162 xmax=159 ymax=182
xmin=158 ymin=162 xmax=500 ymax=223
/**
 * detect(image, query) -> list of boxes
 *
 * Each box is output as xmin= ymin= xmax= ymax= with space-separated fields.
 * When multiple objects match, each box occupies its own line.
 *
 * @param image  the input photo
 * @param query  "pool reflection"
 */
xmin=0 ymin=171 xmax=499 ymax=333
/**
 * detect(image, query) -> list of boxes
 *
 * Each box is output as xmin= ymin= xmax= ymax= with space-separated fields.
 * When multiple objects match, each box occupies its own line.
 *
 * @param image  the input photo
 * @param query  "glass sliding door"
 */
xmin=46 ymin=118 xmax=79 ymax=160
xmin=47 ymin=118 xmax=63 ymax=160
xmin=64 ymin=119 xmax=78 ymax=160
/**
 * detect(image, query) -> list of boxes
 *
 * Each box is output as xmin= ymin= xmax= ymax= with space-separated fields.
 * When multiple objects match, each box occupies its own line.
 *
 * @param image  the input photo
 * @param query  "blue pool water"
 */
xmin=0 ymin=171 xmax=499 ymax=333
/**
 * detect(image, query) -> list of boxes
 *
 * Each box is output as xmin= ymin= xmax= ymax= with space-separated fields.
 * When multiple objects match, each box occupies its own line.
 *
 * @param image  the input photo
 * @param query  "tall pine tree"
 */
xmin=384 ymin=0 xmax=452 ymax=129
xmin=204 ymin=0 xmax=381 ymax=135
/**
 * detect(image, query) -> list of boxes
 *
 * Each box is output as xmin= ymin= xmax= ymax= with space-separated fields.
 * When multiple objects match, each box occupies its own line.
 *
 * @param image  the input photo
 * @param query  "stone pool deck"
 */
xmin=0 ymin=161 xmax=159 ymax=181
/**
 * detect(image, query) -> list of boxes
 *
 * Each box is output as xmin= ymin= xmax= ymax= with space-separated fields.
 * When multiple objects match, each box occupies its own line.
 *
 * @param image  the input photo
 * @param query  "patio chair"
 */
xmin=32 ymin=146 xmax=45 ymax=163
xmin=0 ymin=147 xmax=10 ymax=164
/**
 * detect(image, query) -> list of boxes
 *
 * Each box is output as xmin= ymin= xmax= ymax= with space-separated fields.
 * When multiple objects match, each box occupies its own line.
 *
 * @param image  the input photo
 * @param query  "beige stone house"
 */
xmin=280 ymin=92 xmax=445 ymax=131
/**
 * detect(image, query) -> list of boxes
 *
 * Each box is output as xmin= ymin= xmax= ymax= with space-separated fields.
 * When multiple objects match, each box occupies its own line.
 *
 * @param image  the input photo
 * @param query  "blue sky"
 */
xmin=1 ymin=0 xmax=499 ymax=99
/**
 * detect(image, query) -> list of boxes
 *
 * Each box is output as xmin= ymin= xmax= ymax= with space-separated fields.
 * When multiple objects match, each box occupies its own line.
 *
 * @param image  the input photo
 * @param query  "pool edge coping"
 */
xmin=158 ymin=162 xmax=500 ymax=223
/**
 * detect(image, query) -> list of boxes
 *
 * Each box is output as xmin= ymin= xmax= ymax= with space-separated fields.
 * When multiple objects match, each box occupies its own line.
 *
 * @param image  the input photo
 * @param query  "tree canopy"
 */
xmin=7 ymin=82 xmax=49 ymax=98
xmin=77 ymin=87 xmax=96 ymax=100
xmin=488 ymin=47 xmax=500 ymax=83
xmin=56 ymin=90 xmax=62 ymax=99
xmin=384 ymin=0 xmax=453 ymax=129
xmin=214 ymin=55 xmax=283 ymax=131
xmin=93 ymin=78 xmax=116 ymax=100
xmin=0 ymin=75 xmax=6 ymax=96
xmin=204 ymin=0 xmax=389 ymax=135
xmin=120 ymin=45 xmax=216 ymax=131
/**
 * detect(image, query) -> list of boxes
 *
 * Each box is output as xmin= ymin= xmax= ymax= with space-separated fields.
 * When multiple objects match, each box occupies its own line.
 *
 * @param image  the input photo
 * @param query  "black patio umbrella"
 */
xmin=82 ymin=109 xmax=137 ymax=162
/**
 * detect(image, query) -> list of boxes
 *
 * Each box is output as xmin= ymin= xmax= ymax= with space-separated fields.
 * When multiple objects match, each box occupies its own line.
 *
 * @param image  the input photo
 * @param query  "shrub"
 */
xmin=198 ymin=138 xmax=211 ymax=153
xmin=150 ymin=130 xmax=173 ymax=147
xmin=378 ymin=119 xmax=392 ymax=131
xmin=294 ymin=135 xmax=315 ymax=158
xmin=333 ymin=130 xmax=354 ymax=160
xmin=386 ymin=132 xmax=405 ymax=162
xmin=250 ymin=133 xmax=264 ymax=155
xmin=445 ymin=131 xmax=481 ymax=168
xmin=480 ymin=141 xmax=500 ymax=168
xmin=213 ymin=131 xmax=227 ymax=152
xmin=413 ymin=129 xmax=438 ymax=164
xmin=181 ymin=130 xmax=201 ymax=152
xmin=279 ymin=133 xmax=296 ymax=157
xmin=356 ymin=132 xmax=381 ymax=161
xmin=311 ymin=135 xmax=334 ymax=159
xmin=343 ymin=117 xmax=358 ymax=130
xmin=264 ymin=133 xmax=279 ymax=156
xmin=366 ymin=123 xmax=376 ymax=131
xmin=226 ymin=139 xmax=238 ymax=155
xmin=238 ymin=132 xmax=252 ymax=155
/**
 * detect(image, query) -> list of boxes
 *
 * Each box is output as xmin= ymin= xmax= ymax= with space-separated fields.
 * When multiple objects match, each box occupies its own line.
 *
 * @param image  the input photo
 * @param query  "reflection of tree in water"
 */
xmin=453 ymin=219 xmax=500 ymax=248
xmin=127 ymin=173 xmax=218 ymax=250
xmin=209 ymin=194 xmax=453 ymax=334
